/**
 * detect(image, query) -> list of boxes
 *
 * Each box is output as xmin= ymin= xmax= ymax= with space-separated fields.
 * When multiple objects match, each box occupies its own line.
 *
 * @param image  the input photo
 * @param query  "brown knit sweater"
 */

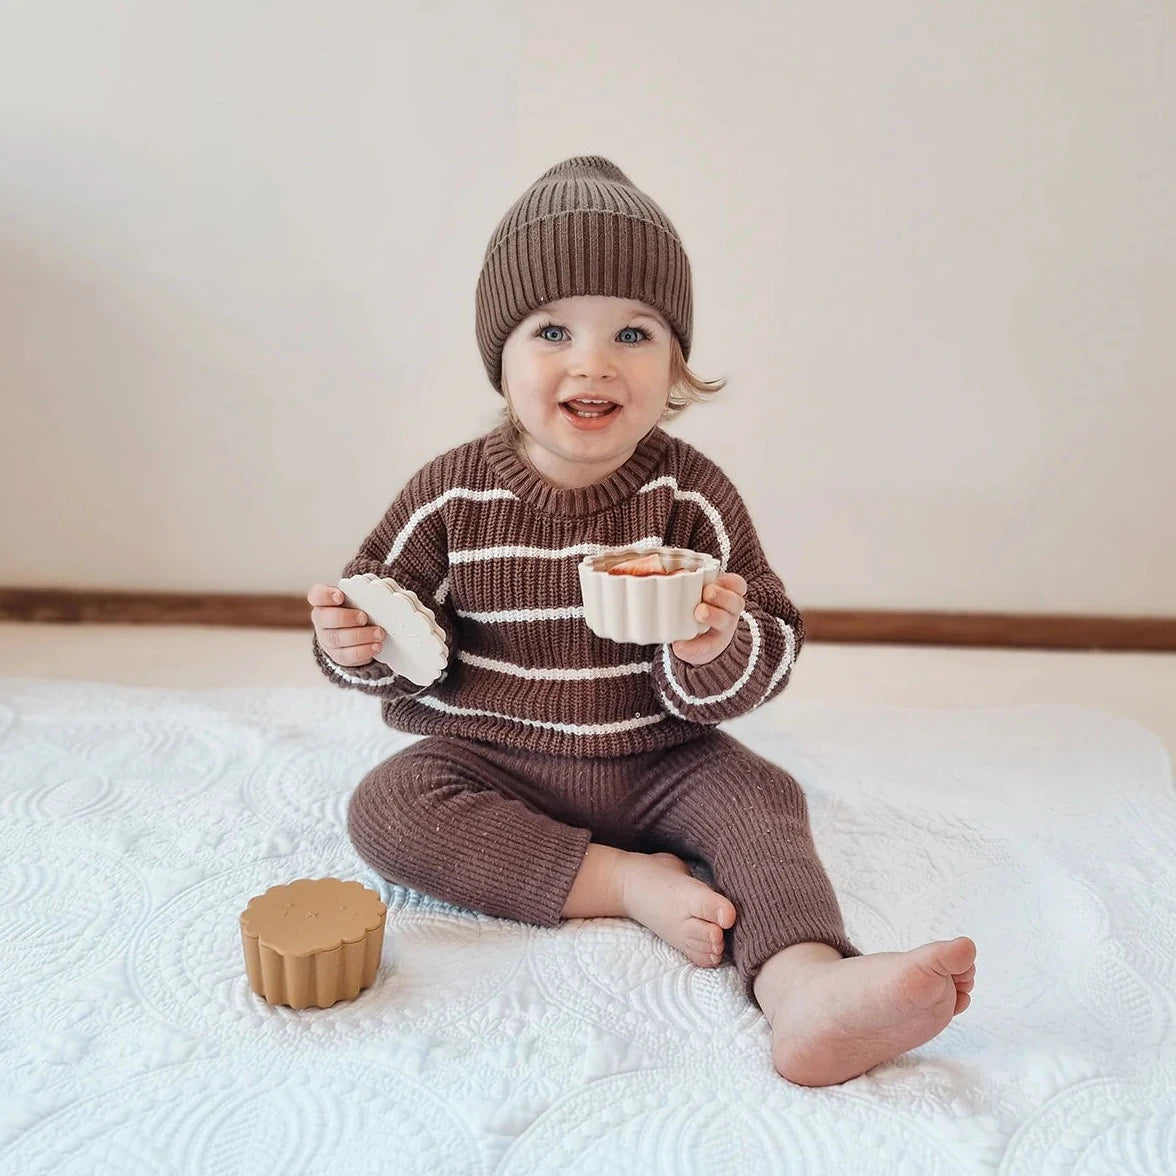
xmin=313 ymin=423 xmax=805 ymax=757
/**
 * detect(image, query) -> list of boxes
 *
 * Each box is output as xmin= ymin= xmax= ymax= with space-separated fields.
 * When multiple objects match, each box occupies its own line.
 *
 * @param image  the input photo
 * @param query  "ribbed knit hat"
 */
xmin=475 ymin=155 xmax=693 ymax=393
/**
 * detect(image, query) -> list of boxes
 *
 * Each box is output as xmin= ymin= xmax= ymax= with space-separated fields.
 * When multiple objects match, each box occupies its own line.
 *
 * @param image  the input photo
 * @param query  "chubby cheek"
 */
xmin=511 ymin=364 xmax=562 ymax=407
xmin=523 ymin=389 xmax=566 ymax=429
xmin=634 ymin=359 xmax=674 ymax=415
xmin=502 ymin=374 xmax=559 ymax=427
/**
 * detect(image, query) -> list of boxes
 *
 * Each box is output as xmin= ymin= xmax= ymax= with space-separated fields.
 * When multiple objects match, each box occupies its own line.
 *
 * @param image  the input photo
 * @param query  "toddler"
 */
xmin=308 ymin=155 xmax=976 ymax=1086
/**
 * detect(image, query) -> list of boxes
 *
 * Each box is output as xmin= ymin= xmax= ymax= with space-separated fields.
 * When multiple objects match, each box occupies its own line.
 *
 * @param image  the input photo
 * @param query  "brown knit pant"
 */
xmin=347 ymin=729 xmax=859 ymax=1005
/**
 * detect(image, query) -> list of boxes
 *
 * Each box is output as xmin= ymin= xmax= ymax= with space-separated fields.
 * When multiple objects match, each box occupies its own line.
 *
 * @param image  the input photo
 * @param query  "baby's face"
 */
xmin=500 ymin=295 xmax=673 ymax=488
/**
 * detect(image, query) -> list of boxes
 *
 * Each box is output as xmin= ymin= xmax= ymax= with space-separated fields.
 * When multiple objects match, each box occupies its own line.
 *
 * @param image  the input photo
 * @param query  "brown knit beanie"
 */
xmin=475 ymin=155 xmax=694 ymax=394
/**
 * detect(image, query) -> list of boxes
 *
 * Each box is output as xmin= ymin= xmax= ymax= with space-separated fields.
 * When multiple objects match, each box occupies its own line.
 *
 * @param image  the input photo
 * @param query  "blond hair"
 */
xmin=498 ymin=335 xmax=726 ymax=443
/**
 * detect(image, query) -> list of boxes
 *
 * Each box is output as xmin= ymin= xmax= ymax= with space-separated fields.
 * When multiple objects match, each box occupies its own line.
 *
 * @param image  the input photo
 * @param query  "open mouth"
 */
xmin=560 ymin=398 xmax=619 ymax=420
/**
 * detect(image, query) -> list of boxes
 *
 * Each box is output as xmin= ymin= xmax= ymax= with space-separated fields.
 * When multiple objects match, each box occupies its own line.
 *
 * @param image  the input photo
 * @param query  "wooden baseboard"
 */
xmin=808 ymin=609 xmax=1175 ymax=651
xmin=0 ymin=588 xmax=309 ymax=629
xmin=1 ymin=587 xmax=1174 ymax=652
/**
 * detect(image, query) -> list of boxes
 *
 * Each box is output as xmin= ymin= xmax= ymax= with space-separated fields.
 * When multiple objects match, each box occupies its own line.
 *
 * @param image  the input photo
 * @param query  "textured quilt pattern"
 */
xmin=1 ymin=680 xmax=1174 ymax=1174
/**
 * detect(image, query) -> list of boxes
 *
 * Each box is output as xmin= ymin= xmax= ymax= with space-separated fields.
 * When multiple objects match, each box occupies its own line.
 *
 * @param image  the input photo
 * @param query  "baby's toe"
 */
xmin=684 ymin=917 xmax=724 ymax=952
xmin=685 ymin=887 xmax=735 ymax=930
xmin=923 ymin=936 xmax=976 ymax=977
xmin=681 ymin=919 xmax=724 ymax=966
xmin=712 ymin=900 xmax=736 ymax=929
xmin=682 ymin=943 xmax=720 ymax=968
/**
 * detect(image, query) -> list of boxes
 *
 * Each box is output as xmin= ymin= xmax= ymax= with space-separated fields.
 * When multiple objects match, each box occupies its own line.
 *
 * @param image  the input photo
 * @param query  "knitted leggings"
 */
xmin=347 ymin=728 xmax=859 ymax=1004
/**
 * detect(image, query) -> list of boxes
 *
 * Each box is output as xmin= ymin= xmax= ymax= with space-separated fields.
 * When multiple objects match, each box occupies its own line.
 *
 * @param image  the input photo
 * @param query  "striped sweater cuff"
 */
xmin=312 ymin=634 xmax=426 ymax=694
xmin=665 ymin=613 xmax=759 ymax=704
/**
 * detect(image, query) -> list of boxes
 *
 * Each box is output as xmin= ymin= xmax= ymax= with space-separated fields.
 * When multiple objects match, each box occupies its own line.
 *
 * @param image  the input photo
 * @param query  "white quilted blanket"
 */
xmin=2 ymin=679 xmax=1174 ymax=1175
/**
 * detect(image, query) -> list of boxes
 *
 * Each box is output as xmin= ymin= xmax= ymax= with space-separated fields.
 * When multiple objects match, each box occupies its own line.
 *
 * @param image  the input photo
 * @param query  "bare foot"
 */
xmin=754 ymin=937 xmax=977 ymax=1086
xmin=619 ymin=852 xmax=737 ymax=968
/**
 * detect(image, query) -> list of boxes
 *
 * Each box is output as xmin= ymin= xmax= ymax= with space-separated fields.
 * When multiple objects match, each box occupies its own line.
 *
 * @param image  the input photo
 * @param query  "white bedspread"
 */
xmin=1 ymin=678 xmax=1174 ymax=1174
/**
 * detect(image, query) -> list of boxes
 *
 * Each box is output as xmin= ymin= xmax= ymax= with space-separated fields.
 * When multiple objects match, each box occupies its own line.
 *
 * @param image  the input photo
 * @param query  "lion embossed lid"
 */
xmin=239 ymin=877 xmax=387 ymax=1009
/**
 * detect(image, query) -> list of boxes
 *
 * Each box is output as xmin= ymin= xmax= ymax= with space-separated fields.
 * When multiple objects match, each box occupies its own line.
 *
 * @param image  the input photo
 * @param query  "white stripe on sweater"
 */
xmin=386 ymin=475 xmax=730 ymax=573
xmin=431 ymin=537 xmax=666 ymax=608
xmin=379 ymin=476 xmax=733 ymax=641
xmin=661 ymin=612 xmax=762 ymax=706
xmin=386 ymin=475 xmax=728 ymax=567
xmin=755 ymin=618 xmax=797 ymax=705
xmin=457 ymin=605 xmax=585 ymax=623
xmin=657 ymin=689 xmax=688 ymax=720
xmin=638 ymin=477 xmax=731 ymax=569
xmin=322 ymin=658 xmax=403 ymax=689
xmin=449 ymin=537 xmax=663 ymax=564
xmin=384 ymin=487 xmax=518 ymax=565
xmin=458 ymin=650 xmax=652 ymax=680
xmin=413 ymin=694 xmax=666 ymax=736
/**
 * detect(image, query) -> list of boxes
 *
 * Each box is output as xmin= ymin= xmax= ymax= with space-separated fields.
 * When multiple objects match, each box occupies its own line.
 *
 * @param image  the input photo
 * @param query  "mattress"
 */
xmin=1 ymin=678 xmax=1174 ymax=1174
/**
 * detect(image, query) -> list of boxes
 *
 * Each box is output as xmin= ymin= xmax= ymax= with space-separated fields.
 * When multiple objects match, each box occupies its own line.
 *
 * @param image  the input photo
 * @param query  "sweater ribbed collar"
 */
xmin=482 ymin=423 xmax=672 ymax=518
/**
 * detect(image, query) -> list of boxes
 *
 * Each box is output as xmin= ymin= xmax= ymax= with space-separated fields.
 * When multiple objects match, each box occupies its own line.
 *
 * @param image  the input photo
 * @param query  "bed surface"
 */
xmin=2 ymin=679 xmax=1174 ymax=1174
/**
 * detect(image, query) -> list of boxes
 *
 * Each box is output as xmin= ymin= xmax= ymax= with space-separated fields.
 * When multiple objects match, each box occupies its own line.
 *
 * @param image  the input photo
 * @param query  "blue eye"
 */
xmin=533 ymin=321 xmax=653 ymax=345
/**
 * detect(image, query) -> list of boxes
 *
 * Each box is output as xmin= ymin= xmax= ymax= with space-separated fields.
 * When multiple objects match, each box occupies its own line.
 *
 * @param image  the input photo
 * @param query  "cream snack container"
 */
xmin=578 ymin=547 xmax=721 ymax=645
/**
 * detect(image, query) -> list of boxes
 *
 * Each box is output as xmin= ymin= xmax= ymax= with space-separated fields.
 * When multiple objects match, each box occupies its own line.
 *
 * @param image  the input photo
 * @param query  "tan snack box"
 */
xmin=240 ymin=877 xmax=387 ymax=1009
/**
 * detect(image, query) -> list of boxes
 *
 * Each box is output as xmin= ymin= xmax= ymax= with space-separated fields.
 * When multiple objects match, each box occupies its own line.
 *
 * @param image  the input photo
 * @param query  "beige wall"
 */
xmin=2 ymin=1 xmax=1173 ymax=614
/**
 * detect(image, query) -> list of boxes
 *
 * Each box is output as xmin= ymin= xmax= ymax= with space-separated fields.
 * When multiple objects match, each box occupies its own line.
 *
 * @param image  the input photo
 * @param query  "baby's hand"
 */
xmin=307 ymin=583 xmax=385 ymax=667
xmin=670 ymin=573 xmax=748 ymax=666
